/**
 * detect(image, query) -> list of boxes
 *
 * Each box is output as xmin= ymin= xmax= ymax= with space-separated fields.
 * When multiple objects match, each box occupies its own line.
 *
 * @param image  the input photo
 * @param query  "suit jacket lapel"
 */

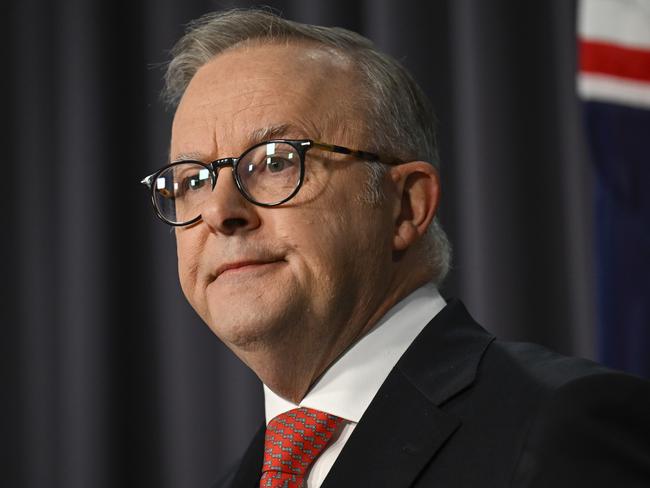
xmin=323 ymin=300 xmax=494 ymax=487
xmin=230 ymin=424 xmax=265 ymax=488
xmin=321 ymin=368 xmax=461 ymax=487
xmin=397 ymin=300 xmax=495 ymax=406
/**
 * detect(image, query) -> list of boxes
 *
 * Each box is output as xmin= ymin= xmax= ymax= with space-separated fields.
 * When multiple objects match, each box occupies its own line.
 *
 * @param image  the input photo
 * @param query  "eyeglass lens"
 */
xmin=153 ymin=141 xmax=302 ymax=224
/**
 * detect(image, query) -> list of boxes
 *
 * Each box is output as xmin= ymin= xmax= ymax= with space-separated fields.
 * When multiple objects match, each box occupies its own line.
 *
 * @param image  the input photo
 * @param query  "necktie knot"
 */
xmin=260 ymin=407 xmax=343 ymax=488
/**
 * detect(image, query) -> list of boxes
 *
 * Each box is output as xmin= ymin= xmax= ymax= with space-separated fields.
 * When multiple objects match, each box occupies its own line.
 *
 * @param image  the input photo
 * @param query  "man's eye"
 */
xmin=185 ymin=175 xmax=206 ymax=190
xmin=179 ymin=168 xmax=211 ymax=193
xmin=266 ymin=156 xmax=292 ymax=173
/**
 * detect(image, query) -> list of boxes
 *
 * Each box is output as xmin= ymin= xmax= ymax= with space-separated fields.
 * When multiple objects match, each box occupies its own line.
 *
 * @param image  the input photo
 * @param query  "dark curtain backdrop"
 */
xmin=3 ymin=1 xmax=596 ymax=486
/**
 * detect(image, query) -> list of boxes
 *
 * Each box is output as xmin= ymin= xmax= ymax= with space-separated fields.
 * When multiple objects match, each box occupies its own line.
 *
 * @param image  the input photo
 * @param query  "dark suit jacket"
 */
xmin=214 ymin=300 xmax=650 ymax=487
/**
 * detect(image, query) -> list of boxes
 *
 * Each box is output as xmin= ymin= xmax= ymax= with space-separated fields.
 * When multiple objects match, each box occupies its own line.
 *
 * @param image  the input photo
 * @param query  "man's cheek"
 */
xmin=177 ymin=262 xmax=191 ymax=301
xmin=176 ymin=252 xmax=199 ymax=305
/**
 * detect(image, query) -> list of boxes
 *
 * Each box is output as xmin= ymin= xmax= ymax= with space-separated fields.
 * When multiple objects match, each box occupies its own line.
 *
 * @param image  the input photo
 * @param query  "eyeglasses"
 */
xmin=140 ymin=139 xmax=384 ymax=226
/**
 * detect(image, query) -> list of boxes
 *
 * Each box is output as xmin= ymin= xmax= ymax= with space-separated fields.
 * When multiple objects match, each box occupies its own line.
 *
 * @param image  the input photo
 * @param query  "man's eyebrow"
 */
xmin=168 ymin=123 xmax=308 ymax=163
xmin=247 ymin=123 xmax=307 ymax=145
xmin=170 ymin=151 xmax=204 ymax=162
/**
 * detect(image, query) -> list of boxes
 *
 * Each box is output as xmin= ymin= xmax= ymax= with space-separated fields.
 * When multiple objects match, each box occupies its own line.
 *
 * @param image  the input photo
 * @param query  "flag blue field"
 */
xmin=578 ymin=0 xmax=650 ymax=378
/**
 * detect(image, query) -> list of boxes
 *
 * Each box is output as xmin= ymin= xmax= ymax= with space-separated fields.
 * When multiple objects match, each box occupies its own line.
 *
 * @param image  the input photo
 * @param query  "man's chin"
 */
xmin=202 ymin=269 xmax=299 ymax=345
xmin=204 ymin=302 xmax=296 ymax=354
xmin=210 ymin=321 xmax=271 ymax=352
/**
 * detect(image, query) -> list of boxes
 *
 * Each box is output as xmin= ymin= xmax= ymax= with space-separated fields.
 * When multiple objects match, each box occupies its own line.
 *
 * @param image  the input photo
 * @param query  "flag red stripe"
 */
xmin=580 ymin=40 xmax=650 ymax=83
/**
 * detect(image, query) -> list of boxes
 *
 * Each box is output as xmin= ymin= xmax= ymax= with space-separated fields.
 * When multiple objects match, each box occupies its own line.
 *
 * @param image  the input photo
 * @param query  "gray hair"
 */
xmin=163 ymin=8 xmax=451 ymax=285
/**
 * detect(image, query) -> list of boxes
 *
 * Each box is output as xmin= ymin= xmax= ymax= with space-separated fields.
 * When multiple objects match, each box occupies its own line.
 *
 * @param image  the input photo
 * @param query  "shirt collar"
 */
xmin=264 ymin=283 xmax=446 ymax=424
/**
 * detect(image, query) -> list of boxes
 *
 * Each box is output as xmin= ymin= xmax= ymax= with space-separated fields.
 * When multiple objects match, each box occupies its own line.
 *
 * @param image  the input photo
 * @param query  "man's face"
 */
xmin=171 ymin=42 xmax=395 ymax=375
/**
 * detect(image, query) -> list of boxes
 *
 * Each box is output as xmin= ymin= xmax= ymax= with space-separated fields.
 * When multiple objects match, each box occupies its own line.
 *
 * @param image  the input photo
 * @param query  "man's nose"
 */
xmin=200 ymin=168 xmax=261 ymax=235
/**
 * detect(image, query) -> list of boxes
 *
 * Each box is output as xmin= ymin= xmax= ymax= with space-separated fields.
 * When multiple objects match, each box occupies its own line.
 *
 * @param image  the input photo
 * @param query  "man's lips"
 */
xmin=214 ymin=259 xmax=284 ymax=279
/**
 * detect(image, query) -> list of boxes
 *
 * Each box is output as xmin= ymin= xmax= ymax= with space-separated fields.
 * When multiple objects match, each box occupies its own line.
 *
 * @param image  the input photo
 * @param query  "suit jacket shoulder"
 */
xmin=435 ymin=332 xmax=650 ymax=487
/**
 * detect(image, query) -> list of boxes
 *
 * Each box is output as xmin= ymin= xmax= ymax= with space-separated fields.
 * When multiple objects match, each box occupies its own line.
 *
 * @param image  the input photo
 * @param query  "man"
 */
xmin=141 ymin=8 xmax=650 ymax=487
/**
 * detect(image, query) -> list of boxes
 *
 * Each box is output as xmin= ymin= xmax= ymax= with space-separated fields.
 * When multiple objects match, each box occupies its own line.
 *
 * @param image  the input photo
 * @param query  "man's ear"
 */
xmin=389 ymin=162 xmax=440 ymax=252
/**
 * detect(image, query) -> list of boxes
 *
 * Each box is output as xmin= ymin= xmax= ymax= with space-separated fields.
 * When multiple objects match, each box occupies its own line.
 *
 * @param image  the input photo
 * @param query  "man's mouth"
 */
xmin=214 ymin=259 xmax=284 ymax=279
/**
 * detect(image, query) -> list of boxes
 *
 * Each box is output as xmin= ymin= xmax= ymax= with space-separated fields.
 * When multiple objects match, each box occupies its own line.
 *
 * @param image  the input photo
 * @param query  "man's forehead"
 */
xmin=170 ymin=42 xmax=365 ymax=161
xmin=188 ymin=41 xmax=358 ymax=104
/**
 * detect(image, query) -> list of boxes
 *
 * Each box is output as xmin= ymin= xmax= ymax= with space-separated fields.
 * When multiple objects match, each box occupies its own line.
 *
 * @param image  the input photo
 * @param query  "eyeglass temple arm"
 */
xmin=309 ymin=141 xmax=391 ymax=164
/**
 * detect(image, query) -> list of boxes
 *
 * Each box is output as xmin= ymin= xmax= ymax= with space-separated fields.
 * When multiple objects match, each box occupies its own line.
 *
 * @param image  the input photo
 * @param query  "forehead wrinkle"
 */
xmin=208 ymin=100 xmax=314 ymax=154
xmin=170 ymin=122 xmax=314 ymax=163
xmin=171 ymin=104 xmax=353 ymax=163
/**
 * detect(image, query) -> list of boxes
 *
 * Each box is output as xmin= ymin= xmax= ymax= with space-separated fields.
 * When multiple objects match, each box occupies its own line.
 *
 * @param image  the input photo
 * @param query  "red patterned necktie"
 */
xmin=260 ymin=407 xmax=343 ymax=488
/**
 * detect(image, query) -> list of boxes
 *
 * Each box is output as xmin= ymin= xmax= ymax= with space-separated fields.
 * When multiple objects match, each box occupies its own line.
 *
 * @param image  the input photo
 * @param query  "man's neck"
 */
xmin=263 ymin=282 xmax=446 ymax=422
xmin=251 ymin=272 xmax=434 ymax=403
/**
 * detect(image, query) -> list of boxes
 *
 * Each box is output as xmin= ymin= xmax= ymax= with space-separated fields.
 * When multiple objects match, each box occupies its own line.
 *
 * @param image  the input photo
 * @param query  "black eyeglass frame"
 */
xmin=140 ymin=139 xmax=386 ymax=226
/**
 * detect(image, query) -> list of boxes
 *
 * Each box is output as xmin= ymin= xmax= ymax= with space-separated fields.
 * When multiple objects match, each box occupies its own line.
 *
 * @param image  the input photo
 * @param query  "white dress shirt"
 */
xmin=263 ymin=283 xmax=446 ymax=487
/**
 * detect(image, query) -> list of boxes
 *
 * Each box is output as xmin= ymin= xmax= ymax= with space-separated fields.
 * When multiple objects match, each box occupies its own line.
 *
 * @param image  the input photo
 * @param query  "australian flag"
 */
xmin=577 ymin=0 xmax=650 ymax=378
